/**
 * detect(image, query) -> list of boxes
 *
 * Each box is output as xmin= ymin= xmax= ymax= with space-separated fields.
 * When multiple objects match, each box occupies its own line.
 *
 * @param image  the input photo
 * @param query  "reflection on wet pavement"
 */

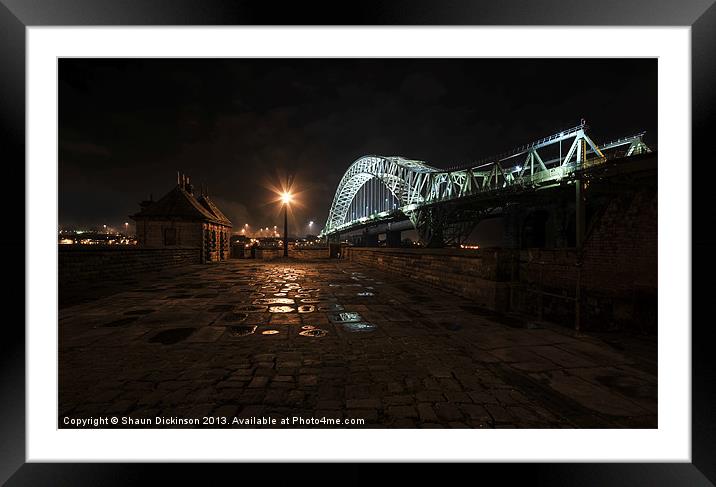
xmin=229 ymin=324 xmax=257 ymax=336
xmin=338 ymin=322 xmax=377 ymax=332
xmin=59 ymin=260 xmax=658 ymax=429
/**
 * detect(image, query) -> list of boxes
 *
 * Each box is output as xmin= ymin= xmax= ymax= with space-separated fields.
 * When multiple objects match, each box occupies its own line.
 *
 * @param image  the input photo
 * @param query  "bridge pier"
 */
xmin=502 ymin=205 xmax=522 ymax=249
xmin=385 ymin=230 xmax=402 ymax=248
xmin=363 ymin=233 xmax=379 ymax=247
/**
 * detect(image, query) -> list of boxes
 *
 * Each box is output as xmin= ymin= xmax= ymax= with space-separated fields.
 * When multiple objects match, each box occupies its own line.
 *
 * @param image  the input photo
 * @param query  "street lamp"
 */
xmin=281 ymin=191 xmax=292 ymax=257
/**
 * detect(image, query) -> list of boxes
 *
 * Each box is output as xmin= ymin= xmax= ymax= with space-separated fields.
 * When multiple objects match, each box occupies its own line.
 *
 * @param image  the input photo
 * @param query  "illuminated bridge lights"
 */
xmin=320 ymin=124 xmax=651 ymax=239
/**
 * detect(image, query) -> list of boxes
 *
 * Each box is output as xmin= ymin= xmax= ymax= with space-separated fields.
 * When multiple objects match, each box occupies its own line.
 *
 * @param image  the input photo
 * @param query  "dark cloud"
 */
xmin=58 ymin=58 xmax=657 ymax=232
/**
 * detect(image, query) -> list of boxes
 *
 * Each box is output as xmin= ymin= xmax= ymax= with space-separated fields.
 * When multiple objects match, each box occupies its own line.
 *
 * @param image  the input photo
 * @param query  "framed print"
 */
xmin=2 ymin=0 xmax=713 ymax=483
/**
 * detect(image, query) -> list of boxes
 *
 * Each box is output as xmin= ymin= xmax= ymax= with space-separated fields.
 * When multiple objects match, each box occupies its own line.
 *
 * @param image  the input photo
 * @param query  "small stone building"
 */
xmin=131 ymin=174 xmax=232 ymax=263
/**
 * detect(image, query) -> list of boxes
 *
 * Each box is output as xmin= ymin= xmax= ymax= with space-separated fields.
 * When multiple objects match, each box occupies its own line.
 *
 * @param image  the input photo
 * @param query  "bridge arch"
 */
xmin=323 ymin=155 xmax=438 ymax=234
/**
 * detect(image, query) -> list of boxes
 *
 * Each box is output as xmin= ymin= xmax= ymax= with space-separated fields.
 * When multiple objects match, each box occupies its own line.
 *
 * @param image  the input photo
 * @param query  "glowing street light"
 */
xmin=281 ymin=191 xmax=293 ymax=257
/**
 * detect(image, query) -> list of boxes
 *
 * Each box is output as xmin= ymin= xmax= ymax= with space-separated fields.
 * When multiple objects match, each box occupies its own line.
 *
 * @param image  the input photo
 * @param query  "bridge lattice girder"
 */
xmin=324 ymin=155 xmax=438 ymax=234
xmin=321 ymin=125 xmax=651 ymax=240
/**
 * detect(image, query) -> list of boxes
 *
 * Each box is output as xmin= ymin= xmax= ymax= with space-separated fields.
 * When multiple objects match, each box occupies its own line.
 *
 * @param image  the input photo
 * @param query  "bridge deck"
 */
xmin=59 ymin=259 xmax=656 ymax=428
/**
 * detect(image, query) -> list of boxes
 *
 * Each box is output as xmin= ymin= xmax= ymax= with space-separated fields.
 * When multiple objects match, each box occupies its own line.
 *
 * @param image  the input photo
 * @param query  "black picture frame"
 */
xmin=2 ymin=0 xmax=712 ymax=484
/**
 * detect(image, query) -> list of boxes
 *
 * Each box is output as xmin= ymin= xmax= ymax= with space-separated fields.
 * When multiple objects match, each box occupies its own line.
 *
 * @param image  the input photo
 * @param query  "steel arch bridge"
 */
xmin=320 ymin=122 xmax=651 ymax=246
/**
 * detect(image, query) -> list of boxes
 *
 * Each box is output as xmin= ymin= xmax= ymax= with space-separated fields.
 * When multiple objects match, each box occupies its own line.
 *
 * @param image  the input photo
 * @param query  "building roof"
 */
xmin=131 ymin=184 xmax=231 ymax=227
xmin=198 ymin=195 xmax=232 ymax=226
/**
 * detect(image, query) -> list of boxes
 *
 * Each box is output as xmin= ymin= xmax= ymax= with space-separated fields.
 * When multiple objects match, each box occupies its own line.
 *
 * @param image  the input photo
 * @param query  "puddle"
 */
xmin=273 ymin=293 xmax=287 ymax=297
xmin=301 ymin=325 xmax=317 ymax=330
xmin=357 ymin=292 xmax=375 ymax=297
xmin=102 ymin=317 xmax=139 ymax=327
xmin=299 ymin=329 xmax=328 ymax=337
xmin=297 ymin=305 xmax=315 ymax=313
xmin=229 ymin=324 xmax=257 ymax=336
xmin=261 ymin=330 xmax=280 ymax=335
xmin=223 ymin=312 xmax=249 ymax=322
xmin=234 ymin=305 xmax=268 ymax=313
xmin=339 ymin=322 xmax=377 ymax=332
xmin=294 ymin=293 xmax=310 ymax=298
xmin=123 ymin=309 xmax=155 ymax=316
xmin=148 ymin=328 xmax=195 ymax=344
xmin=269 ymin=305 xmax=295 ymax=313
xmin=254 ymin=298 xmax=295 ymax=305
xmin=328 ymin=311 xmax=363 ymax=323
xmin=209 ymin=304 xmax=234 ymax=312
xmin=301 ymin=298 xmax=321 ymax=304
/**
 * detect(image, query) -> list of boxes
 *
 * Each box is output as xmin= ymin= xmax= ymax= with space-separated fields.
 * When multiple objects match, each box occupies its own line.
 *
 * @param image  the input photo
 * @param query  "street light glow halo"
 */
xmin=281 ymin=191 xmax=293 ymax=204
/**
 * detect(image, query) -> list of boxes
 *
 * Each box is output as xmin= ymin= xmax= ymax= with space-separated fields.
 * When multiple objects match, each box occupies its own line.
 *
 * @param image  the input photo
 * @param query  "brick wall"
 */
xmin=344 ymin=247 xmax=514 ymax=311
xmin=59 ymin=246 xmax=202 ymax=286
xmin=514 ymin=188 xmax=658 ymax=331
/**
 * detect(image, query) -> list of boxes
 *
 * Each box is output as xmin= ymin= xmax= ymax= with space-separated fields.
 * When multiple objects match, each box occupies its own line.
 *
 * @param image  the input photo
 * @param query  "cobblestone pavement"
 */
xmin=59 ymin=259 xmax=657 ymax=428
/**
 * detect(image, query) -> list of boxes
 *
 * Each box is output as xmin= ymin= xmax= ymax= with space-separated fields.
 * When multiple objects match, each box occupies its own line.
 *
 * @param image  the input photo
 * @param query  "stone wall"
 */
xmin=344 ymin=247 xmax=514 ymax=311
xmin=342 ymin=188 xmax=656 ymax=332
xmin=135 ymin=220 xmax=230 ymax=262
xmin=249 ymin=248 xmax=331 ymax=260
xmin=136 ymin=220 xmax=203 ymax=248
xmin=59 ymin=246 xmax=202 ymax=286
xmin=202 ymin=222 xmax=231 ymax=262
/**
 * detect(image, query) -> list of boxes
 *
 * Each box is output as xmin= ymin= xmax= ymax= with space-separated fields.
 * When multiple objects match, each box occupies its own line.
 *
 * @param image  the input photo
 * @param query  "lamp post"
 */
xmin=281 ymin=191 xmax=292 ymax=257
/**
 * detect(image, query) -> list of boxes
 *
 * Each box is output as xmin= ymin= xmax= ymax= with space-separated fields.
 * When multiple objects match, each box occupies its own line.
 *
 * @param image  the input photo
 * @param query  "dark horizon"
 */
xmin=59 ymin=58 xmax=657 ymax=232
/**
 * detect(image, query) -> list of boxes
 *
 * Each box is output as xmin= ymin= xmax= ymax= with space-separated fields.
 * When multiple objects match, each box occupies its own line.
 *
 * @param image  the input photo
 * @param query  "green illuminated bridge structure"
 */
xmin=320 ymin=122 xmax=653 ymax=248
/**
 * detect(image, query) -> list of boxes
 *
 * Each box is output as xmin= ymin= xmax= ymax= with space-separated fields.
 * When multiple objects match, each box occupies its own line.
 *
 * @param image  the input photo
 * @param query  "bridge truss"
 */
xmin=320 ymin=122 xmax=651 ymax=246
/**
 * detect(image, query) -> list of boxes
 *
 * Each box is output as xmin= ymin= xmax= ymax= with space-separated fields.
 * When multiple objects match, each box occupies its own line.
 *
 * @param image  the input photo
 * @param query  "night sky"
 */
xmin=59 ymin=58 xmax=657 ymax=234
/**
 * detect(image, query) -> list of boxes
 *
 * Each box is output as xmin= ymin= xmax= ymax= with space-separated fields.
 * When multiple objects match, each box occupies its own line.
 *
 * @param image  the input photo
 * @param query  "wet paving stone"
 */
xmin=209 ymin=304 xmax=235 ymax=312
xmin=223 ymin=312 xmax=249 ymax=322
xmin=328 ymin=312 xmax=363 ymax=323
xmin=269 ymin=305 xmax=295 ymax=313
xmin=147 ymin=328 xmax=195 ymax=345
xmin=254 ymin=298 xmax=295 ymax=305
xmin=234 ymin=304 xmax=268 ymax=313
xmin=59 ymin=260 xmax=657 ymax=429
xmin=299 ymin=329 xmax=328 ymax=337
xmin=123 ymin=309 xmax=156 ymax=316
xmin=228 ymin=325 xmax=257 ymax=337
xmin=338 ymin=322 xmax=378 ymax=332
xmin=102 ymin=317 xmax=139 ymax=327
